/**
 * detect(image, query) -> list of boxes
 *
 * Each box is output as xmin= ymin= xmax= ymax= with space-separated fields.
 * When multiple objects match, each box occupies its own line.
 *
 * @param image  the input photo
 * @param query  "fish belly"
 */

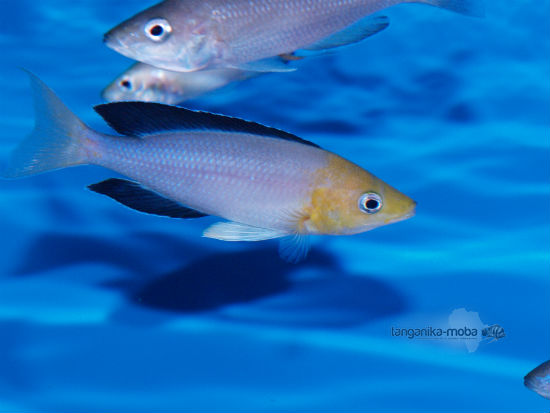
xmin=168 ymin=68 xmax=257 ymax=102
xmin=94 ymin=131 xmax=328 ymax=230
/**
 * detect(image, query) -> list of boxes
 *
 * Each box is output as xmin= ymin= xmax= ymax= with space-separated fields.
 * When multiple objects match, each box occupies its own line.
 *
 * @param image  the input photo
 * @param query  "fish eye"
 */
xmin=358 ymin=192 xmax=382 ymax=214
xmin=120 ymin=79 xmax=132 ymax=90
xmin=145 ymin=18 xmax=172 ymax=42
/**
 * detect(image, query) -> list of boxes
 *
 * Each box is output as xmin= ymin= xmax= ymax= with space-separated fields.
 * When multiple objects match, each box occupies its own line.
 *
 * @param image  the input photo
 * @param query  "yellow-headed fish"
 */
xmin=3 ymin=73 xmax=416 ymax=262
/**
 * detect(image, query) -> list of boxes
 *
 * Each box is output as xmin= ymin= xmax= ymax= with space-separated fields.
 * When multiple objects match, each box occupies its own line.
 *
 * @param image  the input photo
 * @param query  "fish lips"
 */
xmin=103 ymin=29 xmax=127 ymax=53
xmin=405 ymin=201 xmax=418 ymax=219
xmin=103 ymin=27 xmax=140 ymax=60
xmin=387 ymin=201 xmax=417 ymax=224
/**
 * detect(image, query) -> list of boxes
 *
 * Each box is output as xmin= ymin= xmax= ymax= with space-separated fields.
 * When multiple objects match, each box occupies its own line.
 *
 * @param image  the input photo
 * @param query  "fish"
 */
xmin=481 ymin=324 xmax=505 ymax=343
xmin=2 ymin=73 xmax=416 ymax=262
xmin=103 ymin=0 xmax=491 ymax=72
xmin=524 ymin=360 xmax=550 ymax=400
xmin=102 ymin=62 xmax=262 ymax=104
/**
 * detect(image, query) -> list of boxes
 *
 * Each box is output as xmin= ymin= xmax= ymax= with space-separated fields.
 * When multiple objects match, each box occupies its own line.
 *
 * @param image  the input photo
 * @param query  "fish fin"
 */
xmin=230 ymin=57 xmax=297 ymax=73
xmin=278 ymin=53 xmax=305 ymax=62
xmin=278 ymin=234 xmax=310 ymax=263
xmin=203 ymin=221 xmax=289 ymax=241
xmin=2 ymin=71 xmax=89 ymax=178
xmin=416 ymin=0 xmax=485 ymax=17
xmin=88 ymin=178 xmax=207 ymax=219
xmin=94 ymin=102 xmax=319 ymax=148
xmin=302 ymin=15 xmax=390 ymax=52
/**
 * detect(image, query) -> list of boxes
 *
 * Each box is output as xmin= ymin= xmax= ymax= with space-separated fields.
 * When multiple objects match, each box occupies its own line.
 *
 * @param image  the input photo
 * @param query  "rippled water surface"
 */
xmin=0 ymin=1 xmax=549 ymax=411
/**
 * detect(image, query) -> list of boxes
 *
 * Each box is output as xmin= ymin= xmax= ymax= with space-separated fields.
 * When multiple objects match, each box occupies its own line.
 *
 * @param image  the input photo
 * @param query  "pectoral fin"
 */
xmin=89 ymin=178 xmax=207 ymax=219
xmin=204 ymin=211 xmax=311 ymax=263
xmin=278 ymin=234 xmax=310 ymax=263
xmin=302 ymin=15 xmax=390 ymax=52
xmin=203 ymin=221 xmax=289 ymax=241
xmin=230 ymin=57 xmax=296 ymax=73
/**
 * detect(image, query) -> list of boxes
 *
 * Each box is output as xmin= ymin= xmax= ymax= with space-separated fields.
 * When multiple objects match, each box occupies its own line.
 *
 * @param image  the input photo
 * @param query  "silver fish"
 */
xmin=102 ymin=62 xmax=261 ymax=104
xmin=3 ymin=73 xmax=416 ymax=262
xmin=524 ymin=360 xmax=550 ymax=400
xmin=103 ymin=0 xmax=482 ymax=73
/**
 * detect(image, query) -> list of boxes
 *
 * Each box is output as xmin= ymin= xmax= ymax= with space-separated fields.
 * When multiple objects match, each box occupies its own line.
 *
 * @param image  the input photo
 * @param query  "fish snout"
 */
xmin=383 ymin=198 xmax=417 ymax=225
xmin=103 ymin=29 xmax=115 ymax=45
xmin=406 ymin=200 xmax=418 ymax=218
xmin=100 ymin=83 xmax=115 ymax=102
xmin=103 ymin=27 xmax=132 ymax=54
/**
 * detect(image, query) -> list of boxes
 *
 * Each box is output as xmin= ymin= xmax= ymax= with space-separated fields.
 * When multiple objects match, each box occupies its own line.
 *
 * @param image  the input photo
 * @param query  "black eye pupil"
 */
xmin=121 ymin=80 xmax=131 ymax=89
xmin=150 ymin=25 xmax=163 ymax=36
xmin=366 ymin=199 xmax=379 ymax=210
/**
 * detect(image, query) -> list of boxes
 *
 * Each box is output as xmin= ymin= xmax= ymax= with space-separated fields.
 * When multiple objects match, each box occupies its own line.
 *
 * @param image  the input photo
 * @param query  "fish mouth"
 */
xmin=103 ymin=29 xmax=130 ymax=55
xmin=385 ymin=201 xmax=417 ymax=224
xmin=103 ymin=30 xmax=114 ymax=45
xmin=403 ymin=200 xmax=417 ymax=219
xmin=100 ymin=84 xmax=115 ymax=102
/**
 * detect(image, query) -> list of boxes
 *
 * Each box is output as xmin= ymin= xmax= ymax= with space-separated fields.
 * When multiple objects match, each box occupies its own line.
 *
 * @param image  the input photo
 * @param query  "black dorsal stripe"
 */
xmin=94 ymin=102 xmax=320 ymax=148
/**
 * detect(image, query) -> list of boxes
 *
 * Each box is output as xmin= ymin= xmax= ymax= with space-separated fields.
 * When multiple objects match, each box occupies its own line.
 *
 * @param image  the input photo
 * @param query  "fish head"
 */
xmin=102 ymin=63 xmax=179 ymax=104
xmin=102 ymin=63 xmax=149 ymax=102
xmin=524 ymin=360 xmax=550 ymax=400
xmin=104 ymin=2 xmax=216 ymax=72
xmin=305 ymin=154 xmax=416 ymax=235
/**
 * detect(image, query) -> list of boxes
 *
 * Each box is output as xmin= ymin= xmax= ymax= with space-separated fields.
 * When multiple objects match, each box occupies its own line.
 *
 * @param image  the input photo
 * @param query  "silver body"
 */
xmin=204 ymin=0 xmax=394 ymax=65
xmin=92 ymin=130 xmax=327 ymax=231
xmin=102 ymin=63 xmax=260 ymax=104
xmin=105 ymin=0 xmax=439 ymax=71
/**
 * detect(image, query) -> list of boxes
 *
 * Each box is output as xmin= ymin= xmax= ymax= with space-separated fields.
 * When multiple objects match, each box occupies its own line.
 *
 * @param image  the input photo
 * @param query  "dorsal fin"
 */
xmin=94 ymin=102 xmax=320 ymax=148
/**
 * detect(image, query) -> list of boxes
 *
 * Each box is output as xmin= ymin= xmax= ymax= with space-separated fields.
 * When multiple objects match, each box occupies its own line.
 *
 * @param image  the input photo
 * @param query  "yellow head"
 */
xmin=302 ymin=154 xmax=416 ymax=235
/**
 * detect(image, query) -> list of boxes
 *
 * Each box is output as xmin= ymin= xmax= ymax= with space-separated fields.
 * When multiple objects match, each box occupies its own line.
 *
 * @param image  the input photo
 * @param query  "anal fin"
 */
xmin=88 ymin=178 xmax=207 ymax=219
xmin=203 ymin=221 xmax=310 ymax=263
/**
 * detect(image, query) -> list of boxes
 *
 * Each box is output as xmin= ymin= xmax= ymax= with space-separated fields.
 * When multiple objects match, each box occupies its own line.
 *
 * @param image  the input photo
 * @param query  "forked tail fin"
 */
xmin=2 ymin=71 xmax=90 ymax=178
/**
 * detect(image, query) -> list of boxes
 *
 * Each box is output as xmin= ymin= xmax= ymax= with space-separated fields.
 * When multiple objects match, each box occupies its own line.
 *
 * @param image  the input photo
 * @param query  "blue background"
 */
xmin=0 ymin=1 xmax=549 ymax=411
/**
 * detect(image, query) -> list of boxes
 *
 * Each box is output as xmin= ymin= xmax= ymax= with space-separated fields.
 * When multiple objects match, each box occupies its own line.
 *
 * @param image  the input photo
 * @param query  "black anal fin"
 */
xmin=88 ymin=178 xmax=207 ymax=219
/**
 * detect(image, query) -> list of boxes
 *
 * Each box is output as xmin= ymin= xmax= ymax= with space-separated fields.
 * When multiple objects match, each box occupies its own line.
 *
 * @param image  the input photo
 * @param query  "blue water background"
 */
xmin=0 ymin=1 xmax=549 ymax=411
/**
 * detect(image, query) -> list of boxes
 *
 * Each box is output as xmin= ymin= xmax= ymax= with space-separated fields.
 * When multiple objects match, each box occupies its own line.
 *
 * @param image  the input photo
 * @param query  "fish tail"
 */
xmin=414 ymin=0 xmax=485 ymax=17
xmin=3 ymin=71 xmax=92 ymax=178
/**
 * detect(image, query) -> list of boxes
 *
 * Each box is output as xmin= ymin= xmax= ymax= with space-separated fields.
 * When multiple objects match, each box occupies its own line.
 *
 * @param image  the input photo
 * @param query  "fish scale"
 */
xmin=211 ymin=0 xmax=381 ymax=63
xmin=104 ymin=0 xmax=483 ymax=72
xmin=95 ymin=131 xmax=327 ymax=230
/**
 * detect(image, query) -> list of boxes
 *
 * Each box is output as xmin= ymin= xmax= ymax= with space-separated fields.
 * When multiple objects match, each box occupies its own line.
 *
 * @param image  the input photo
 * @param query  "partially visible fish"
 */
xmin=3 ymin=73 xmax=416 ymax=262
xmin=103 ymin=0 xmax=484 ymax=72
xmin=102 ymin=62 xmax=261 ymax=104
xmin=524 ymin=360 xmax=550 ymax=400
